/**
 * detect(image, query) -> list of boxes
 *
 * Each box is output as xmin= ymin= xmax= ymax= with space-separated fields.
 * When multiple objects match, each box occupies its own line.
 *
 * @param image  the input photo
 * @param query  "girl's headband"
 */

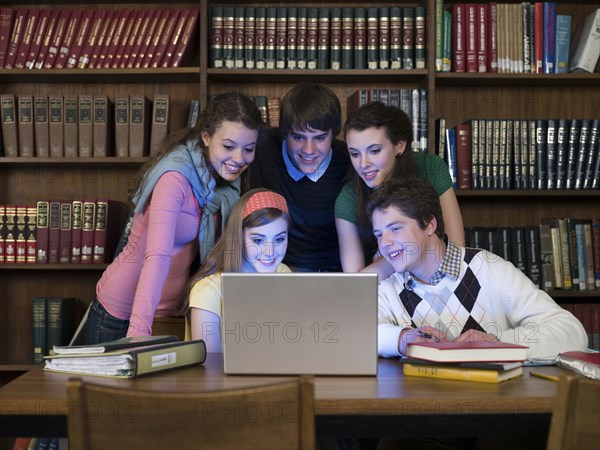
xmin=243 ymin=191 xmax=289 ymax=219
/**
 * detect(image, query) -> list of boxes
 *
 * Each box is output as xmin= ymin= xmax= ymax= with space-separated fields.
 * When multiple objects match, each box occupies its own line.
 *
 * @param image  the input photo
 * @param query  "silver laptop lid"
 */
xmin=221 ymin=272 xmax=378 ymax=375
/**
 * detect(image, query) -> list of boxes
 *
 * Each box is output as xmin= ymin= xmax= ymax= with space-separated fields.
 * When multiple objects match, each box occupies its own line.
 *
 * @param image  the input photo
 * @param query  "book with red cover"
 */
xmin=66 ymin=9 xmax=94 ymax=68
xmin=406 ymin=340 xmax=528 ymax=363
xmin=555 ymin=351 xmax=600 ymax=380
xmin=119 ymin=11 xmax=144 ymax=68
xmin=92 ymin=199 xmax=122 ymax=264
xmin=43 ymin=8 xmax=71 ymax=69
xmin=487 ymin=2 xmax=498 ymax=73
xmin=59 ymin=201 xmax=72 ymax=263
xmin=112 ymin=11 xmax=136 ymax=68
xmin=33 ymin=9 xmax=58 ymax=69
xmin=36 ymin=200 xmax=49 ymax=263
xmin=161 ymin=9 xmax=188 ymax=67
xmin=100 ymin=9 xmax=128 ymax=69
xmin=140 ymin=10 xmax=169 ymax=68
xmin=90 ymin=9 xmax=117 ymax=69
xmin=169 ymin=9 xmax=198 ymax=67
xmin=456 ymin=122 xmax=472 ymax=189
xmin=3 ymin=7 xmax=28 ymax=69
xmin=129 ymin=10 xmax=155 ymax=68
xmin=152 ymin=10 xmax=179 ymax=68
xmin=476 ymin=4 xmax=488 ymax=73
xmin=79 ymin=9 xmax=106 ymax=68
xmin=54 ymin=8 xmax=81 ymax=68
xmin=0 ymin=8 xmax=16 ymax=68
xmin=26 ymin=8 xmax=50 ymax=69
xmin=452 ymin=4 xmax=465 ymax=72
xmin=14 ymin=7 xmax=39 ymax=69
xmin=465 ymin=4 xmax=477 ymax=73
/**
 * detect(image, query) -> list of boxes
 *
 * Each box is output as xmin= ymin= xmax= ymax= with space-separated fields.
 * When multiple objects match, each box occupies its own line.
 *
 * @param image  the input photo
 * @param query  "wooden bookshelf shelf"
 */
xmin=0 ymin=264 xmax=109 ymax=271
xmin=455 ymin=190 xmax=600 ymax=198
xmin=0 ymin=68 xmax=201 ymax=84
xmin=435 ymin=72 xmax=600 ymax=87
xmin=0 ymin=157 xmax=148 ymax=167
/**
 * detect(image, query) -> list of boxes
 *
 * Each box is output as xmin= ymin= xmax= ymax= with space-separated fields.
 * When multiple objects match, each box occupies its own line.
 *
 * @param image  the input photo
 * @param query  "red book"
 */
xmin=407 ymin=340 xmax=528 ymax=363
xmin=43 ymin=8 xmax=71 ymax=69
xmin=133 ymin=10 xmax=162 ymax=68
xmin=140 ymin=10 xmax=169 ymax=68
xmin=4 ymin=206 xmax=16 ymax=263
xmin=33 ymin=9 xmax=58 ymax=69
xmin=170 ymin=10 xmax=198 ymax=67
xmin=127 ymin=10 xmax=153 ymax=68
xmin=54 ymin=8 xmax=80 ymax=68
xmin=555 ymin=351 xmax=600 ymax=380
xmin=101 ymin=9 xmax=129 ymax=69
xmin=86 ymin=9 xmax=111 ymax=69
xmin=25 ymin=8 xmax=50 ymax=69
xmin=78 ymin=9 xmax=105 ymax=68
xmin=476 ymin=4 xmax=487 ymax=73
xmin=47 ymin=200 xmax=61 ymax=264
xmin=152 ymin=10 xmax=179 ymax=68
xmin=25 ymin=205 xmax=37 ymax=264
xmin=465 ymin=4 xmax=477 ymax=73
xmin=487 ymin=2 xmax=498 ymax=73
xmin=93 ymin=9 xmax=118 ymax=69
xmin=161 ymin=9 xmax=188 ymax=68
xmin=92 ymin=200 xmax=122 ymax=264
xmin=66 ymin=9 xmax=94 ymax=68
xmin=71 ymin=200 xmax=83 ymax=264
xmin=0 ymin=8 xmax=16 ymax=68
xmin=534 ymin=2 xmax=543 ymax=74
xmin=80 ymin=200 xmax=96 ymax=264
xmin=0 ymin=205 xmax=5 ymax=263
xmin=14 ymin=7 xmax=39 ymax=69
xmin=113 ymin=10 xmax=138 ymax=68
xmin=4 ymin=8 xmax=28 ymax=69
xmin=59 ymin=201 xmax=72 ymax=263
xmin=35 ymin=201 xmax=49 ymax=263
xmin=451 ymin=4 xmax=465 ymax=72
xmin=456 ymin=122 xmax=472 ymax=189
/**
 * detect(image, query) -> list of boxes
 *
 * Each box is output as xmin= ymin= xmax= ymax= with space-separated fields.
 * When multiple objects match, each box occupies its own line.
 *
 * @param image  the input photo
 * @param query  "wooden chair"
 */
xmin=67 ymin=376 xmax=315 ymax=450
xmin=546 ymin=374 xmax=600 ymax=450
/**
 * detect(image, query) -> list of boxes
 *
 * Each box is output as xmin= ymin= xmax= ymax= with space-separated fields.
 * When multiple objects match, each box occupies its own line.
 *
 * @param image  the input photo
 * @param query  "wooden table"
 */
xmin=0 ymin=354 xmax=564 ymax=439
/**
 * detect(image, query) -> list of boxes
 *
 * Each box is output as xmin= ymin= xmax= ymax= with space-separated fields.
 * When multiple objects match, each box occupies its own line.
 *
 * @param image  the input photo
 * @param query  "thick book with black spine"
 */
xmin=582 ymin=119 xmax=599 ymax=189
xmin=129 ymin=95 xmax=150 ymax=157
xmin=209 ymin=6 xmax=224 ymax=68
xmin=574 ymin=119 xmax=591 ymax=190
xmin=340 ymin=7 xmax=354 ymax=70
xmin=306 ymin=7 xmax=318 ymax=69
xmin=234 ymin=7 xmax=246 ymax=69
xmin=63 ymin=95 xmax=78 ymax=158
xmin=535 ymin=119 xmax=547 ymax=190
xmin=221 ymin=6 xmax=234 ymax=69
xmin=294 ymin=7 xmax=307 ymax=69
xmin=511 ymin=226 xmax=528 ymax=276
xmin=92 ymin=199 xmax=122 ymax=264
xmin=275 ymin=7 xmax=286 ymax=69
xmin=240 ymin=6 xmax=255 ymax=69
xmin=555 ymin=119 xmax=569 ymax=189
xmin=328 ymin=7 xmax=341 ymax=70
xmin=149 ymin=94 xmax=169 ymax=156
xmin=35 ymin=200 xmax=49 ymax=263
xmin=545 ymin=119 xmax=557 ymax=189
xmin=527 ymin=120 xmax=537 ymax=189
xmin=316 ymin=7 xmax=330 ymax=70
xmin=539 ymin=223 xmax=554 ymax=291
xmin=53 ymin=335 xmax=179 ymax=355
xmin=46 ymin=297 xmax=76 ymax=351
xmin=33 ymin=96 xmax=49 ymax=157
xmin=44 ymin=339 xmax=207 ymax=379
xmin=17 ymin=95 xmax=34 ymax=158
xmin=58 ymin=201 xmax=72 ymax=264
xmin=402 ymin=360 xmax=523 ymax=384
xmin=32 ymin=297 xmax=47 ymax=364
xmin=92 ymin=95 xmax=110 ymax=157
xmin=555 ymin=351 xmax=600 ymax=380
xmin=71 ymin=200 xmax=83 ymax=264
xmin=406 ymin=340 xmax=528 ymax=363
xmin=114 ymin=97 xmax=130 ymax=158
xmin=352 ymin=7 xmax=366 ymax=69
xmin=1 ymin=94 xmax=19 ymax=157
xmin=525 ymin=224 xmax=542 ymax=288
xmin=566 ymin=217 xmax=581 ymax=289
xmin=48 ymin=95 xmax=64 ymax=157
xmin=77 ymin=95 xmax=93 ymax=157
xmin=565 ymin=118 xmax=581 ymax=189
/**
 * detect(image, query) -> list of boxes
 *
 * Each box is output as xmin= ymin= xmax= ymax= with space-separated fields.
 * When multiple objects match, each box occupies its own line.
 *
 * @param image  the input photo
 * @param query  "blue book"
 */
xmin=555 ymin=15 xmax=571 ymax=74
xmin=543 ymin=2 xmax=557 ymax=73
xmin=445 ymin=127 xmax=457 ymax=189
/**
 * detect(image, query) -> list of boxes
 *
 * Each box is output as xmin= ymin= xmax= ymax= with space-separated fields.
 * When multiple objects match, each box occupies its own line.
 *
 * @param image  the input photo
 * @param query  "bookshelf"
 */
xmin=0 ymin=0 xmax=599 ymax=375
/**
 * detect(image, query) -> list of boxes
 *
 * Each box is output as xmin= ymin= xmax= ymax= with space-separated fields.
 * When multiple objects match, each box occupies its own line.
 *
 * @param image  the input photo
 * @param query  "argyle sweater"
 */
xmin=378 ymin=245 xmax=588 ymax=359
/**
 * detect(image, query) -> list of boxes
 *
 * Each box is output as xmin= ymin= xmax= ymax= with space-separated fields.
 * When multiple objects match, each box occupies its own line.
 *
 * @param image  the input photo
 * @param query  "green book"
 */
xmin=32 ymin=297 xmax=47 ymax=364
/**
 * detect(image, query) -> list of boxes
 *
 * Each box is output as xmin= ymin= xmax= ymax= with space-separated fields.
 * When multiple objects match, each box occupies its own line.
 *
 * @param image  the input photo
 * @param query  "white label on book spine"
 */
xmin=152 ymin=352 xmax=177 ymax=367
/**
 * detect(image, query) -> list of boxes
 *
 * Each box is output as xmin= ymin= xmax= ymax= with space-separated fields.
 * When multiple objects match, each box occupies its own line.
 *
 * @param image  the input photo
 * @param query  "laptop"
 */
xmin=221 ymin=272 xmax=378 ymax=375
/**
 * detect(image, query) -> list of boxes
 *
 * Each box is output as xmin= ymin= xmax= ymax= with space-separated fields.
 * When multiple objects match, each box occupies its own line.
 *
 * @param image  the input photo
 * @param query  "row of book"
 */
xmin=439 ymin=117 xmax=600 ymax=190
xmin=347 ymin=88 xmax=428 ymax=153
xmin=11 ymin=437 xmax=66 ymax=450
xmin=465 ymin=218 xmax=600 ymax=292
xmin=32 ymin=297 xmax=76 ymax=364
xmin=562 ymin=304 xmax=600 ymax=352
xmin=0 ymin=200 xmax=123 ymax=265
xmin=0 ymin=93 xmax=170 ymax=158
xmin=209 ymin=5 xmax=426 ymax=70
xmin=435 ymin=2 xmax=600 ymax=74
xmin=0 ymin=7 xmax=199 ymax=70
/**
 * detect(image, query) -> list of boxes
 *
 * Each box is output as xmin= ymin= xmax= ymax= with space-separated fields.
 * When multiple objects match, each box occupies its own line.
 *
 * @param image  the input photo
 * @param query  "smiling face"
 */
xmin=202 ymin=120 xmax=258 ymax=181
xmin=371 ymin=205 xmax=441 ymax=282
xmin=346 ymin=127 xmax=407 ymax=189
xmin=243 ymin=217 xmax=289 ymax=272
xmin=285 ymin=127 xmax=333 ymax=175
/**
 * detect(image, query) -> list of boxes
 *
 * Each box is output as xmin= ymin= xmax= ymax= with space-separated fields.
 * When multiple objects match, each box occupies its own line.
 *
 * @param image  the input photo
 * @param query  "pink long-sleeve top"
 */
xmin=96 ymin=171 xmax=201 ymax=337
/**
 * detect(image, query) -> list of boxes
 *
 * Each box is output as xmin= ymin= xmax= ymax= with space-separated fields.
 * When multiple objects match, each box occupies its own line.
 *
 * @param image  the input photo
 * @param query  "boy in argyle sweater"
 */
xmin=370 ymin=177 xmax=587 ymax=360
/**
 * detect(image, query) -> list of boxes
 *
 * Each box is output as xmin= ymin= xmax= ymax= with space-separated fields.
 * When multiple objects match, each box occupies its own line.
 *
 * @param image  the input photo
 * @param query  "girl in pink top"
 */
xmin=84 ymin=93 xmax=265 ymax=344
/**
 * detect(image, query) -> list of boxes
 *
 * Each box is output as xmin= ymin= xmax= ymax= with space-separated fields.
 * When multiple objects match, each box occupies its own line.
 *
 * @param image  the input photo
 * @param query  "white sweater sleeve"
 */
xmin=377 ymin=276 xmax=409 ymax=358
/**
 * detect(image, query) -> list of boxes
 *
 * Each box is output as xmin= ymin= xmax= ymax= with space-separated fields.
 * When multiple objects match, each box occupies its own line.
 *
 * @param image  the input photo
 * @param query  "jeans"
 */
xmin=84 ymin=297 xmax=129 ymax=345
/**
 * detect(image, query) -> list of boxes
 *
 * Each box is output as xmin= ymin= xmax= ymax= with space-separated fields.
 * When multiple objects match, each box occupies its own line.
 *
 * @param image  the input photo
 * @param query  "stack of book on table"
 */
xmin=43 ymin=335 xmax=206 ymax=378
xmin=402 ymin=340 xmax=528 ymax=384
